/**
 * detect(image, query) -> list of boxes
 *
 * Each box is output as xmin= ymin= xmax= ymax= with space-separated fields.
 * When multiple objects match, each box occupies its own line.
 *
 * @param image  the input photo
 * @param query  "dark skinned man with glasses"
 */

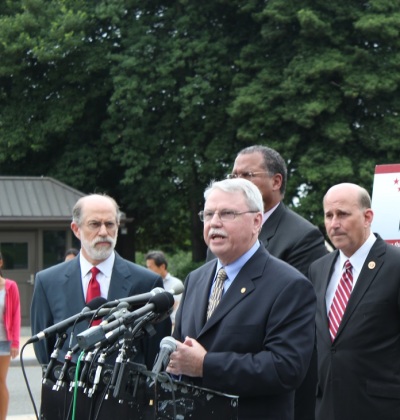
xmin=31 ymin=194 xmax=171 ymax=369
xmin=207 ymin=145 xmax=328 ymax=420
xmin=168 ymin=178 xmax=316 ymax=419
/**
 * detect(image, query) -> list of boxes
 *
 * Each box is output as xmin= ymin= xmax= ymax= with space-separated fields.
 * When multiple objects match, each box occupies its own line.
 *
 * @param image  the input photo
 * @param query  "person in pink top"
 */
xmin=0 ymin=251 xmax=21 ymax=420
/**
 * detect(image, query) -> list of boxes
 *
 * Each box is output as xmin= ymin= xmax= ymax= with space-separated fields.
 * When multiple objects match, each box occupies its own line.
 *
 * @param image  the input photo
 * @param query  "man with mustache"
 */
xmin=207 ymin=145 xmax=328 ymax=420
xmin=208 ymin=145 xmax=328 ymax=276
xmin=168 ymin=178 xmax=316 ymax=419
xmin=30 ymin=194 xmax=171 ymax=368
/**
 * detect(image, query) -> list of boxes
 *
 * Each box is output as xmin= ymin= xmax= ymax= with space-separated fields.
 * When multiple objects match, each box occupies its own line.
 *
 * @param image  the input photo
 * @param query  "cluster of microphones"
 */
xmin=27 ymin=284 xmax=183 ymax=400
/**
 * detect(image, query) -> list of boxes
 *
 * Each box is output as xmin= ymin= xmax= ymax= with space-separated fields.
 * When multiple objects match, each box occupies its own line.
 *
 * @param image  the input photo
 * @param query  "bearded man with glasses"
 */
xmin=31 ymin=194 xmax=171 ymax=369
xmin=167 ymin=178 xmax=316 ymax=420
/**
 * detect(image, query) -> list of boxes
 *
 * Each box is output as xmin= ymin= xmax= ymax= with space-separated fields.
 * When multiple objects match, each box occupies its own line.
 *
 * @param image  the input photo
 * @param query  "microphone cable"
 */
xmin=90 ymin=335 xmax=128 ymax=420
xmin=19 ymin=341 xmax=40 ymax=420
xmin=88 ymin=305 xmax=105 ymax=326
xmin=87 ymin=297 xmax=109 ymax=327
xmin=69 ymin=296 xmax=109 ymax=350
xmin=153 ymin=371 xmax=178 ymax=420
xmin=92 ymin=358 xmax=115 ymax=420
xmin=68 ymin=349 xmax=98 ymax=420
xmin=69 ymin=350 xmax=85 ymax=420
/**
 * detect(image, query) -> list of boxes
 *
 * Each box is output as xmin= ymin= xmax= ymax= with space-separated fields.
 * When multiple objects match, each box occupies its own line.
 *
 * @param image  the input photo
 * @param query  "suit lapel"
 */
xmin=64 ymin=258 xmax=86 ymax=312
xmin=198 ymin=247 xmax=265 ymax=337
xmin=318 ymin=252 xmax=339 ymax=344
xmin=189 ymin=262 xmax=216 ymax=335
xmin=107 ymin=253 xmax=130 ymax=300
xmin=335 ymin=238 xmax=386 ymax=339
xmin=259 ymin=202 xmax=284 ymax=246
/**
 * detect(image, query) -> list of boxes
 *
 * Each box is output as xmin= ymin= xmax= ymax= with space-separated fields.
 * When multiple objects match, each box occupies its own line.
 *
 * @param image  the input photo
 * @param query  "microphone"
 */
xmin=87 ymin=351 xmax=106 ymax=397
xmin=28 ymin=297 xmax=109 ymax=344
xmin=151 ymin=336 xmax=177 ymax=376
xmin=166 ymin=282 xmax=184 ymax=295
xmin=103 ymin=287 xmax=165 ymax=308
xmin=53 ymin=348 xmax=74 ymax=391
xmin=85 ymin=296 xmax=109 ymax=310
xmin=78 ymin=349 xmax=96 ymax=390
xmin=100 ymin=302 xmax=129 ymax=324
xmin=106 ymin=346 xmax=126 ymax=398
xmin=76 ymin=292 xmax=174 ymax=351
xmin=42 ymin=334 xmax=68 ymax=384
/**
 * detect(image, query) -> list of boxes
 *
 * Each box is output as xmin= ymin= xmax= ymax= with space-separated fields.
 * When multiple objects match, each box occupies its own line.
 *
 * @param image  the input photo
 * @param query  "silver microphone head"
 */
xmin=160 ymin=336 xmax=177 ymax=351
xmin=152 ymin=287 xmax=166 ymax=295
xmin=167 ymin=282 xmax=184 ymax=295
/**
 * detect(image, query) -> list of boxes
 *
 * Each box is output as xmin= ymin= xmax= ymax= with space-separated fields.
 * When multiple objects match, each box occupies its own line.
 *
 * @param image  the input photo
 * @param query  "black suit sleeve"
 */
xmin=137 ymin=275 xmax=172 ymax=369
xmin=30 ymin=272 xmax=55 ymax=365
xmin=282 ymin=227 xmax=328 ymax=277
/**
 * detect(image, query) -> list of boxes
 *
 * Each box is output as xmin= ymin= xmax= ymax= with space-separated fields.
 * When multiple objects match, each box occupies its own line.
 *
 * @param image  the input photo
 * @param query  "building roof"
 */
xmin=0 ymin=176 xmax=86 ymax=222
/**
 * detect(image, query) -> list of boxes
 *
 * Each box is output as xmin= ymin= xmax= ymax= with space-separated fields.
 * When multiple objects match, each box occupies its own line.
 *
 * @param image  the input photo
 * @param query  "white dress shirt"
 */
xmin=80 ymin=252 xmax=115 ymax=300
xmin=325 ymin=233 xmax=376 ymax=314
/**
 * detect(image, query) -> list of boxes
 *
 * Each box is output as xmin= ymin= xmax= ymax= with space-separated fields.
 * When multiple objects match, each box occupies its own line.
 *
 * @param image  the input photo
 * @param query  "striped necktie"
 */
xmin=328 ymin=260 xmax=353 ymax=341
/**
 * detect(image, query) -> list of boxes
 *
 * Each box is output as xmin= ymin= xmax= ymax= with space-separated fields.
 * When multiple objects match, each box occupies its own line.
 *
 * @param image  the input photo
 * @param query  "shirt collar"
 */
xmin=263 ymin=202 xmax=280 ymax=225
xmin=339 ymin=232 xmax=376 ymax=274
xmin=80 ymin=252 xmax=116 ymax=278
xmin=217 ymin=240 xmax=260 ymax=282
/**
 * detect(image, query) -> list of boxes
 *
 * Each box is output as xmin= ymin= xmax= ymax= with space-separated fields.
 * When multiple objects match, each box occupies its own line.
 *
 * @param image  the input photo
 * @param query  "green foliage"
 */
xmin=1 ymin=0 xmax=400 ymax=255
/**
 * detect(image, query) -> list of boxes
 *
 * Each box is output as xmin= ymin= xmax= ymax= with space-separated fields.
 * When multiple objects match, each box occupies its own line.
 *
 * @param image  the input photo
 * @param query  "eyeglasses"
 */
xmin=226 ymin=171 xmax=269 ymax=180
xmin=198 ymin=210 xmax=259 ymax=222
xmin=85 ymin=221 xmax=118 ymax=232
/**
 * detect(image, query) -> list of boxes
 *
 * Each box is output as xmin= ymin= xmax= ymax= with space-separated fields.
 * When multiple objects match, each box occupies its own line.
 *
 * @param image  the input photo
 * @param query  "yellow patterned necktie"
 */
xmin=207 ymin=268 xmax=227 ymax=320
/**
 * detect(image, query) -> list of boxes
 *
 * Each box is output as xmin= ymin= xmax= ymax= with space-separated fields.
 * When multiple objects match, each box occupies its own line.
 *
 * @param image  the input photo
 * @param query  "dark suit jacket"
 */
xmin=258 ymin=202 xmax=328 ymax=277
xmin=309 ymin=236 xmax=400 ymax=420
xmin=174 ymin=245 xmax=317 ymax=420
xmin=206 ymin=202 xmax=328 ymax=420
xmin=30 ymin=252 xmax=171 ymax=368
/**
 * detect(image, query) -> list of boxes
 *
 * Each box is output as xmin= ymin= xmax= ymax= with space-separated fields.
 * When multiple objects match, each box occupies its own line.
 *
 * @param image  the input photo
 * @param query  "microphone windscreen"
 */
xmin=86 ymin=296 xmax=108 ymax=310
xmin=149 ymin=292 xmax=175 ymax=313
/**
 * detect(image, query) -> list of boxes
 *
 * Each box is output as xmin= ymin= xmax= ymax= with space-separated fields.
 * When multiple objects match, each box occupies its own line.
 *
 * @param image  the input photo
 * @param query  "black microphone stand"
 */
xmin=53 ymin=348 xmax=74 ymax=391
xmin=42 ymin=332 xmax=68 ymax=385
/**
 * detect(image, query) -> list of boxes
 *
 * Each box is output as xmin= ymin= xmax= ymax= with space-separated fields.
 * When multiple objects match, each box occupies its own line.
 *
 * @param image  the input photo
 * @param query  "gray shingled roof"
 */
xmin=0 ymin=176 xmax=85 ymax=221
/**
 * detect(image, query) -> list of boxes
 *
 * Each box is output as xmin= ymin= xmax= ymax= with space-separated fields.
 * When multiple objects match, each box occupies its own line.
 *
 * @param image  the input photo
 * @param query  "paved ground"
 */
xmin=7 ymin=416 xmax=37 ymax=420
xmin=7 ymin=327 xmax=41 ymax=419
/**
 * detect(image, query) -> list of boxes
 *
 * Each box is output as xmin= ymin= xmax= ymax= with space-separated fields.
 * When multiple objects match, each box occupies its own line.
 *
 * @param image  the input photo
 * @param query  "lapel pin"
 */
xmin=241 ymin=288 xmax=246 ymax=294
xmin=368 ymin=261 xmax=376 ymax=269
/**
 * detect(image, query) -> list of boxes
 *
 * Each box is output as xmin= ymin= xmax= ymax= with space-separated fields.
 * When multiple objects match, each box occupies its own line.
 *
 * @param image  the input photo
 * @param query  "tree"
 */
xmin=102 ymin=1 xmax=250 ymax=259
xmin=0 ymin=0 xmax=119 ymax=189
xmin=228 ymin=0 xmax=400 ymax=228
xmin=1 ymin=0 xmax=399 ymax=259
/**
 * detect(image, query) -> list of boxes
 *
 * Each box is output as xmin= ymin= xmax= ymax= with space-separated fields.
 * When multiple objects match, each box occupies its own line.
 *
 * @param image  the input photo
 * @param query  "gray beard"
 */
xmin=81 ymin=236 xmax=117 ymax=261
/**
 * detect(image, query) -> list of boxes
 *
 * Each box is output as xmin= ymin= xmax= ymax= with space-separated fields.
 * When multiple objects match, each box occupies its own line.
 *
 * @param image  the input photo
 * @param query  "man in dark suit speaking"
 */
xmin=30 ymin=194 xmax=171 ymax=369
xmin=207 ymin=145 xmax=328 ymax=420
xmin=309 ymin=183 xmax=400 ymax=420
xmin=167 ymin=178 xmax=316 ymax=419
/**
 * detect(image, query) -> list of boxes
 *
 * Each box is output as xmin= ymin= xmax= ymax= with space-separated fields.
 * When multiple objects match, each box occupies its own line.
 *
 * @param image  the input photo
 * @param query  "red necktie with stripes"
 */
xmin=328 ymin=260 xmax=353 ymax=341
